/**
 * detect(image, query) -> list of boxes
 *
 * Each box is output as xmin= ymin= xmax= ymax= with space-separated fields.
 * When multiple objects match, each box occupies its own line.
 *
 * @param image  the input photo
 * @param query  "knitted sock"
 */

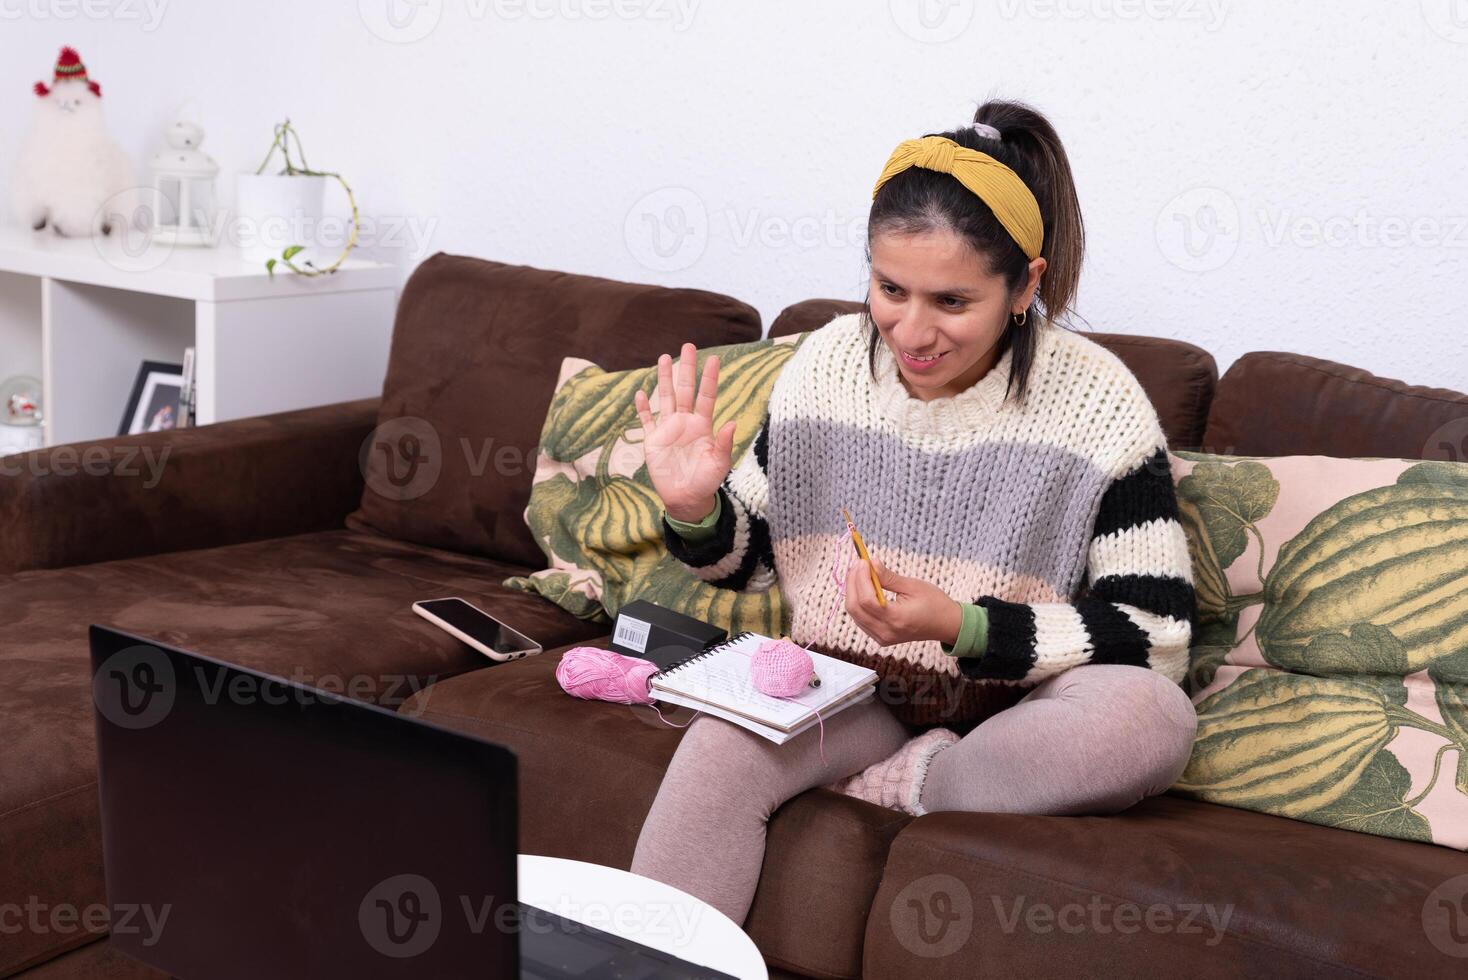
xmin=824 ymin=727 xmax=959 ymax=816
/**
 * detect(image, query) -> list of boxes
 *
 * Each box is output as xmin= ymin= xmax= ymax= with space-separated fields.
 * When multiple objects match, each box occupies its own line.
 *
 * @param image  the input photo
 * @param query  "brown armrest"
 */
xmin=0 ymin=397 xmax=380 ymax=573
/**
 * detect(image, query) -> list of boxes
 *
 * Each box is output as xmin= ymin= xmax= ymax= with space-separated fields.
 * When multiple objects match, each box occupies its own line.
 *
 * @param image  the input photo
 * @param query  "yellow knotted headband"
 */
xmin=871 ymin=135 xmax=1044 ymax=261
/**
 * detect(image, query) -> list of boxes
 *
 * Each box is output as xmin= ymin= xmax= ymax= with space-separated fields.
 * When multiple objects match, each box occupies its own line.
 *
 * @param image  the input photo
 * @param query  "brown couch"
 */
xmin=3 ymin=253 xmax=1466 ymax=978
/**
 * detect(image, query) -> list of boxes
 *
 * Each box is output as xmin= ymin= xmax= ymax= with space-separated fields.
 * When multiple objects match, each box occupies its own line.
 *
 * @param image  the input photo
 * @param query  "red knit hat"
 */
xmin=34 ymin=47 xmax=101 ymax=99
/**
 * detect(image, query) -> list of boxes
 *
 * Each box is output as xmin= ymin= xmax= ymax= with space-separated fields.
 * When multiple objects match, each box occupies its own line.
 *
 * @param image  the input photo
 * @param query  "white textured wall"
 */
xmin=2 ymin=1 xmax=1465 ymax=391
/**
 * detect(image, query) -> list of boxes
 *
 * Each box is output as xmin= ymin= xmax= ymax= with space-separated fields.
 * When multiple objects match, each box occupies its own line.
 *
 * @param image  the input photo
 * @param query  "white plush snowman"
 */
xmin=11 ymin=47 xmax=134 ymax=237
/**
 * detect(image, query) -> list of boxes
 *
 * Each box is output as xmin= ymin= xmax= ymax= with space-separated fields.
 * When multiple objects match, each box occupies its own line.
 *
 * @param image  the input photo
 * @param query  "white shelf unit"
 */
xmin=0 ymin=226 xmax=398 ymax=447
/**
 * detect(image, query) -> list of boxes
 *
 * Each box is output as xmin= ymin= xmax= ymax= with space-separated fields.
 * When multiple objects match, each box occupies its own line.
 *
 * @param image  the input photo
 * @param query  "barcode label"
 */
xmin=613 ymin=615 xmax=651 ymax=654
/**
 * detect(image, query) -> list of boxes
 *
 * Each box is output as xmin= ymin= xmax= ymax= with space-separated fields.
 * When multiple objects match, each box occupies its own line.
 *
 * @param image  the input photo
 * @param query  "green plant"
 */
xmin=255 ymin=118 xmax=358 ymax=277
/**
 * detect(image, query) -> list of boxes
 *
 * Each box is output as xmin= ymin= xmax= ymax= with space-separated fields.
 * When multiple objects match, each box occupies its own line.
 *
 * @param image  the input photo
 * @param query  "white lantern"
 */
xmin=149 ymin=119 xmax=219 ymax=247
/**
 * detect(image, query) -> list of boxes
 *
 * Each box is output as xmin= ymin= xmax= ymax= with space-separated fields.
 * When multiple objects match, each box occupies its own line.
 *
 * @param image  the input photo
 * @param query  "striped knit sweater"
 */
xmin=662 ymin=312 xmax=1197 ymax=728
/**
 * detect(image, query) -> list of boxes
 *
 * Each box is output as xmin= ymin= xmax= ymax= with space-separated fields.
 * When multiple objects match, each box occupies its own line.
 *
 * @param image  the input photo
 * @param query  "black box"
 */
xmin=610 ymin=600 xmax=727 ymax=670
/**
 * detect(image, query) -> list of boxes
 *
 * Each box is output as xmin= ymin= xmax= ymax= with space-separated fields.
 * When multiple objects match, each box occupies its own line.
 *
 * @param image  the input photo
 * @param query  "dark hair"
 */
xmin=863 ymin=99 xmax=1086 ymax=407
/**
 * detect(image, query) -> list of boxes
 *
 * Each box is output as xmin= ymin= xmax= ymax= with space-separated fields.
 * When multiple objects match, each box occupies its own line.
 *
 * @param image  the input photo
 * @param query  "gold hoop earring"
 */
xmin=1011 ymin=309 xmax=1028 ymax=327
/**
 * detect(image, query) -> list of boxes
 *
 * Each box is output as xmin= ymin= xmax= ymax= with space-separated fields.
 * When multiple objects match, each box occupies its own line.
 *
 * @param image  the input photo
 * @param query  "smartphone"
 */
xmin=412 ymin=598 xmax=543 ymax=662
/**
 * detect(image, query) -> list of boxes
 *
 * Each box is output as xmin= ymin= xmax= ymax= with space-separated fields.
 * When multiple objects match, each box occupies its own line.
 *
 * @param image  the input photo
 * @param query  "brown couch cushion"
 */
xmin=862 ymin=795 xmax=1468 ymax=978
xmin=769 ymin=298 xmax=862 ymax=339
xmin=0 ymin=397 xmax=380 ymax=576
xmin=348 ymin=255 xmax=762 ymax=567
xmin=0 ymin=528 xmax=599 ymax=976
xmin=1204 ymin=350 xmax=1468 ymax=458
xmin=400 ymin=642 xmax=912 ymax=979
xmin=769 ymin=299 xmax=1218 ymax=449
xmin=11 ymin=938 xmax=168 ymax=974
xmin=11 ymin=937 xmax=168 ymax=978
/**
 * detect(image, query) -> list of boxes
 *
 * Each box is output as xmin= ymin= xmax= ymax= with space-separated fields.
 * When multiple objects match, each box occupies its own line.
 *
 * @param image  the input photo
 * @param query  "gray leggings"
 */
xmin=630 ymin=664 xmax=1198 ymax=925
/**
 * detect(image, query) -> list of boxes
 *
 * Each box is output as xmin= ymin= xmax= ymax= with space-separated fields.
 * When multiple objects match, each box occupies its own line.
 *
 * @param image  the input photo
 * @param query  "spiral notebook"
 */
xmin=649 ymin=632 xmax=878 ymax=744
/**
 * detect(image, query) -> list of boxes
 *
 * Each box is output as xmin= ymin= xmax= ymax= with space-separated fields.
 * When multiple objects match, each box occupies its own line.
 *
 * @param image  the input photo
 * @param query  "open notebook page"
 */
xmin=650 ymin=633 xmax=876 ymax=732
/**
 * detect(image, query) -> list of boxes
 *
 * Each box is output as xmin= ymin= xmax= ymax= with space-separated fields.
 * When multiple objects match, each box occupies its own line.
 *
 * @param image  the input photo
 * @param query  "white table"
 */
xmin=519 ymin=854 xmax=767 ymax=979
xmin=0 ymin=225 xmax=397 ymax=446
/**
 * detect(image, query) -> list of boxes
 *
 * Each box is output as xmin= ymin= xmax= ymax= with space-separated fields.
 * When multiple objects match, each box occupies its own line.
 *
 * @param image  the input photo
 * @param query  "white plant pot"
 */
xmin=234 ymin=173 xmax=328 ymax=265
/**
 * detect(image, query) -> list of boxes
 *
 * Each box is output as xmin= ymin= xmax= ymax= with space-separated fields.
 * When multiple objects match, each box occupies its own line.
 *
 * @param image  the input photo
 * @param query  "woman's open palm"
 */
xmin=634 ymin=342 xmax=738 ymax=522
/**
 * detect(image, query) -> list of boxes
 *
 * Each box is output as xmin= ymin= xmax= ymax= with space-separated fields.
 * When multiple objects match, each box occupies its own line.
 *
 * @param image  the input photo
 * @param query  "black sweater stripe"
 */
xmin=959 ymin=597 xmax=1038 ymax=681
xmin=716 ymin=503 xmax=773 ymax=591
xmin=713 ymin=487 xmax=775 ymax=589
xmin=1092 ymin=447 xmax=1181 ymax=538
xmin=661 ymin=486 xmax=739 ymax=568
xmin=1075 ymin=597 xmax=1153 ymax=667
xmin=1088 ymin=573 xmax=1197 ymax=627
xmin=660 ymin=486 xmax=774 ymax=592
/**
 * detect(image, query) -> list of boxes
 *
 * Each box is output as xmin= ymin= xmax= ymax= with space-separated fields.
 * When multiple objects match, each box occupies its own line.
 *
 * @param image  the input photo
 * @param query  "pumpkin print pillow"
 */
xmin=1167 ymin=451 xmax=1468 ymax=848
xmin=503 ymin=334 xmax=806 ymax=637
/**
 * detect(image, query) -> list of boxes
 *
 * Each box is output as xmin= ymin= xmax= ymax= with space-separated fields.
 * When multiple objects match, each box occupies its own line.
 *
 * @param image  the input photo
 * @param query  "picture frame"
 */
xmin=118 ymin=360 xmax=185 ymax=436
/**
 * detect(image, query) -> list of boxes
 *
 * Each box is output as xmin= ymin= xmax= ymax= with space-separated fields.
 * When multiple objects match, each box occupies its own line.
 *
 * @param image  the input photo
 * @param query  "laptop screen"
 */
xmin=90 ymin=626 xmax=518 ymax=978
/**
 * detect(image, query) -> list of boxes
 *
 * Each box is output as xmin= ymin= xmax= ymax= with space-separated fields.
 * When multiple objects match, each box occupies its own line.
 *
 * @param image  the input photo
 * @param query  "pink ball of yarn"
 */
xmin=751 ymin=638 xmax=814 ymax=698
xmin=556 ymin=647 xmax=657 ymax=704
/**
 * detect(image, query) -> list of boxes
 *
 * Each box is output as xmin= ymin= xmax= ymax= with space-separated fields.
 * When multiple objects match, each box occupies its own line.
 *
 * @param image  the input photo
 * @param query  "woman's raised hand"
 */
xmin=634 ymin=342 xmax=737 ymax=524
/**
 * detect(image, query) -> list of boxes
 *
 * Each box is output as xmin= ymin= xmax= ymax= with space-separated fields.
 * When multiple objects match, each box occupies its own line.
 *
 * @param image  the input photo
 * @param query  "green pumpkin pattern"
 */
xmin=505 ymin=335 xmax=807 ymax=639
xmin=1170 ymin=452 xmax=1468 ymax=846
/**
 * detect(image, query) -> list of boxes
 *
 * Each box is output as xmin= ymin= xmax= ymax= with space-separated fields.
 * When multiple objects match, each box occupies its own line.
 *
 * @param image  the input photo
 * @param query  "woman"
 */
xmin=628 ymin=100 xmax=1199 ymax=925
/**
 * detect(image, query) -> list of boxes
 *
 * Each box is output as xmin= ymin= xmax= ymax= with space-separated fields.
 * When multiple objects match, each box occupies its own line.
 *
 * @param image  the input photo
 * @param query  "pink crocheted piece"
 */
xmin=824 ymin=727 xmax=959 ymax=816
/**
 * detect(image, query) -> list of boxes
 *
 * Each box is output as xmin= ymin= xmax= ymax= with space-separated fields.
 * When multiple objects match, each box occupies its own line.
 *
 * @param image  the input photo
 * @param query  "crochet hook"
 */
xmin=842 ymin=508 xmax=888 ymax=607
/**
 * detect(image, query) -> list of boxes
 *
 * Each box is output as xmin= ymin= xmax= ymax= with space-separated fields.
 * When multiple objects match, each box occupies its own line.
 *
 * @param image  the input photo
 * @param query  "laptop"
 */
xmin=88 ymin=624 xmax=738 ymax=979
